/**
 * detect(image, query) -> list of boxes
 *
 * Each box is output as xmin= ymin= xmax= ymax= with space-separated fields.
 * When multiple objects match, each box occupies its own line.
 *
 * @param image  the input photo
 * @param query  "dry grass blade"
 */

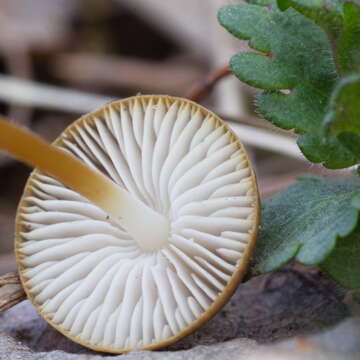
xmin=0 ymin=75 xmax=304 ymax=160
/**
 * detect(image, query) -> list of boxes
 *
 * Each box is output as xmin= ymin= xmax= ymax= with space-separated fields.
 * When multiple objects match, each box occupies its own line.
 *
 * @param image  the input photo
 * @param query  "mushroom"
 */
xmin=1 ymin=95 xmax=259 ymax=353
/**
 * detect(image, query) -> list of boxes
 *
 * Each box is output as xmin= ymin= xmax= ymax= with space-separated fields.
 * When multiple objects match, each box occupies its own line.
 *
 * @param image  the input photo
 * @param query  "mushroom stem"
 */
xmin=0 ymin=117 xmax=169 ymax=252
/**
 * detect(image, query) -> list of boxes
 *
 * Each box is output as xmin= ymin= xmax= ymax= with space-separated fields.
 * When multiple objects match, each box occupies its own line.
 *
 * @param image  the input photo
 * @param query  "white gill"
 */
xmin=17 ymin=97 xmax=257 ymax=351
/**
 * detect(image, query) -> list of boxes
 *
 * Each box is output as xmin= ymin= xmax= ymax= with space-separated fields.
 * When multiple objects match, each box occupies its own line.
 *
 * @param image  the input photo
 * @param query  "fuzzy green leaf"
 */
xmin=353 ymin=291 xmax=360 ymax=303
xmin=246 ymin=0 xmax=277 ymax=6
xmin=277 ymin=0 xmax=343 ymax=38
xmin=323 ymin=74 xmax=360 ymax=159
xmin=218 ymin=5 xmax=272 ymax=53
xmin=256 ymin=89 xmax=322 ymax=134
xmin=325 ymin=74 xmax=360 ymax=136
xmin=218 ymin=1 xmax=360 ymax=169
xmin=324 ymin=73 xmax=360 ymax=160
xmin=252 ymin=177 xmax=360 ymax=274
xmin=277 ymin=0 xmax=360 ymax=74
xmin=321 ymin=224 xmax=360 ymax=289
xmin=298 ymin=133 xmax=358 ymax=169
xmin=337 ymin=2 xmax=360 ymax=74
xmin=337 ymin=133 xmax=360 ymax=160
xmin=230 ymin=53 xmax=294 ymax=90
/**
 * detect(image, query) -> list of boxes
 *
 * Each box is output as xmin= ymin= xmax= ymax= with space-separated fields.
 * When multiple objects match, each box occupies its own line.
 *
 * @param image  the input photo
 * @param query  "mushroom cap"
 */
xmin=15 ymin=95 xmax=260 ymax=353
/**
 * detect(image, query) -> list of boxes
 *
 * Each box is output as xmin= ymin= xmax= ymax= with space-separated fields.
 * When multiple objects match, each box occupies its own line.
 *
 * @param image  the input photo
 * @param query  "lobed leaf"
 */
xmin=218 ymin=5 xmax=272 ymax=53
xmin=321 ymin=224 xmax=360 ymax=289
xmin=230 ymin=53 xmax=294 ymax=90
xmin=218 ymin=1 xmax=360 ymax=169
xmin=252 ymin=177 xmax=360 ymax=274
xmin=277 ymin=0 xmax=344 ymax=38
xmin=337 ymin=2 xmax=360 ymax=75
xmin=337 ymin=133 xmax=360 ymax=161
xmin=298 ymin=132 xmax=358 ymax=169
xmin=323 ymin=74 xmax=360 ymax=159
xmin=324 ymin=74 xmax=360 ymax=136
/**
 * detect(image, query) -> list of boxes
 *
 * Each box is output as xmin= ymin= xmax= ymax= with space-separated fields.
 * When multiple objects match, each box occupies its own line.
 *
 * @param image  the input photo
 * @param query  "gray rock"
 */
xmin=0 ymin=267 xmax=351 ymax=359
xmin=311 ymin=317 xmax=360 ymax=353
xmin=0 ymin=332 xmax=35 ymax=360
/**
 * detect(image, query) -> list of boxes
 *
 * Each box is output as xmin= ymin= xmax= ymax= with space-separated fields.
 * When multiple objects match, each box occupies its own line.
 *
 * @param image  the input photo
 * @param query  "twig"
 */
xmin=220 ymin=112 xmax=297 ymax=139
xmin=0 ymin=74 xmax=112 ymax=114
xmin=0 ymin=75 xmax=304 ymax=159
xmin=0 ymin=272 xmax=26 ymax=313
xmin=185 ymin=65 xmax=231 ymax=102
xmin=229 ymin=122 xmax=304 ymax=160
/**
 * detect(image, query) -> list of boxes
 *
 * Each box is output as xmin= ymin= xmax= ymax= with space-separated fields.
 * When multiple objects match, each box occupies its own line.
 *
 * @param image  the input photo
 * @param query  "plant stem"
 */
xmin=185 ymin=65 xmax=231 ymax=102
xmin=0 ymin=272 xmax=26 ymax=313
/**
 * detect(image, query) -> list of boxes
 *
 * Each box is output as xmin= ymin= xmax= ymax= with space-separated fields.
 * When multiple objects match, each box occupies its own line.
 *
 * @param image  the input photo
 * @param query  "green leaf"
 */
xmin=337 ymin=2 xmax=360 ymax=74
xmin=324 ymin=74 xmax=360 ymax=135
xmin=323 ymin=74 xmax=360 ymax=159
xmin=321 ymin=224 xmax=360 ymax=289
xmin=252 ymin=177 xmax=360 ymax=274
xmin=230 ymin=53 xmax=294 ymax=90
xmin=218 ymin=5 xmax=272 ymax=53
xmin=352 ymin=290 xmax=360 ymax=303
xmin=246 ymin=0 xmax=277 ymax=6
xmin=219 ymin=6 xmax=337 ymax=98
xmin=322 ymin=74 xmax=360 ymax=160
xmin=351 ymin=193 xmax=360 ymax=208
xmin=277 ymin=0 xmax=343 ymax=39
xmin=218 ymin=2 xmax=360 ymax=169
xmin=298 ymin=132 xmax=358 ymax=169
xmin=257 ymin=88 xmax=330 ymax=135
xmin=337 ymin=133 xmax=360 ymax=160
xmin=276 ymin=0 xmax=360 ymax=75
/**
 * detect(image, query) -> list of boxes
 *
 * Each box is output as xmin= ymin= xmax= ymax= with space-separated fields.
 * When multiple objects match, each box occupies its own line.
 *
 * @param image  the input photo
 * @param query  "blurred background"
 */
xmin=0 ymin=0 xmax=331 ymax=274
xmin=2 ymin=3 xmax=360 ymax=359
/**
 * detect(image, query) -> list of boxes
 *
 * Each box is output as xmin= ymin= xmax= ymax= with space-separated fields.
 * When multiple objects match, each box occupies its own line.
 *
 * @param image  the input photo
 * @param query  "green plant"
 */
xmin=218 ymin=0 xmax=360 ymax=296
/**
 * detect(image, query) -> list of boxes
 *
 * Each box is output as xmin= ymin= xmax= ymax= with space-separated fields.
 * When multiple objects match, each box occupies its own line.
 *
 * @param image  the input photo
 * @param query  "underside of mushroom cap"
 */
xmin=15 ymin=95 xmax=260 ymax=353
